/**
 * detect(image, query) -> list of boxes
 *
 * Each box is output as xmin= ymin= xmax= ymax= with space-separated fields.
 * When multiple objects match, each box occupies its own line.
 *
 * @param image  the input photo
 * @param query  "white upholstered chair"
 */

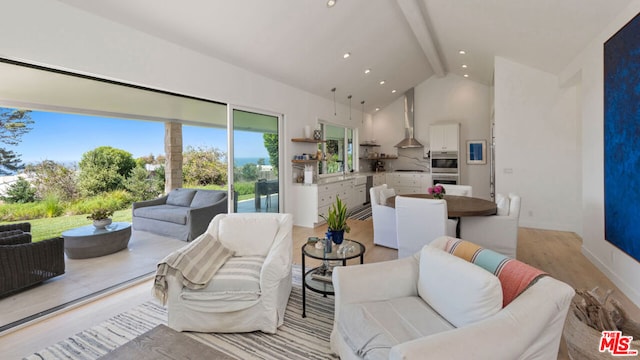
xmin=369 ymin=184 xmax=398 ymax=249
xmin=460 ymin=193 xmax=521 ymax=258
xmin=395 ymin=196 xmax=456 ymax=258
xmin=435 ymin=183 xmax=473 ymax=197
xmin=165 ymin=213 xmax=293 ymax=333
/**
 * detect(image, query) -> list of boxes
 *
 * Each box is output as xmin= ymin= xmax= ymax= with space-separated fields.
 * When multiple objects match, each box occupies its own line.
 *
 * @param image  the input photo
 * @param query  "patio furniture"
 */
xmin=165 ymin=213 xmax=293 ymax=333
xmin=0 ymin=225 xmax=65 ymax=297
xmin=132 ymin=188 xmax=228 ymax=241
xmin=62 ymin=222 xmax=132 ymax=259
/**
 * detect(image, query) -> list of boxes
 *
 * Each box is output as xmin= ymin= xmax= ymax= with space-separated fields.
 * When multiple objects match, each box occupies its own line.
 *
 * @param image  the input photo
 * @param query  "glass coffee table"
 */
xmin=301 ymin=238 xmax=365 ymax=317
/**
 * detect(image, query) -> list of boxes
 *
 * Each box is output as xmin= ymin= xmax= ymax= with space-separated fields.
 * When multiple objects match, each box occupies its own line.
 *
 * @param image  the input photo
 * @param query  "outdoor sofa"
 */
xmin=0 ymin=222 xmax=65 ymax=297
xmin=132 ymin=188 xmax=228 ymax=241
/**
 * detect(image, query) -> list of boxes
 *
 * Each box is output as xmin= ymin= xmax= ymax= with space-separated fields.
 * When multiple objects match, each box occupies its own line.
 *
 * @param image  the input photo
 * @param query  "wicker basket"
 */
xmin=564 ymin=296 xmax=640 ymax=359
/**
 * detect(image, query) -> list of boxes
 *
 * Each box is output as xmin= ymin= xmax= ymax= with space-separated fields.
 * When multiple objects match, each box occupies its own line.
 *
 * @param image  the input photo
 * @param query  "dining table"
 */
xmin=385 ymin=194 xmax=497 ymax=237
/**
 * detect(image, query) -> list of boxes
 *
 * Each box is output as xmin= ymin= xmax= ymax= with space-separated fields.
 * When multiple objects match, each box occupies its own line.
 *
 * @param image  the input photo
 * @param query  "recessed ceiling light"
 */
xmin=463 ymin=74 xmax=469 ymax=78
xmin=379 ymin=80 xmax=385 ymax=85
xmin=364 ymin=68 xmax=371 ymax=74
xmin=391 ymin=89 xmax=397 ymax=93
xmin=343 ymin=52 xmax=351 ymax=59
xmin=375 ymin=107 xmax=380 ymax=111
xmin=462 ymin=64 xmax=468 ymax=68
xmin=459 ymin=50 xmax=466 ymax=55
xmin=327 ymin=0 xmax=336 ymax=8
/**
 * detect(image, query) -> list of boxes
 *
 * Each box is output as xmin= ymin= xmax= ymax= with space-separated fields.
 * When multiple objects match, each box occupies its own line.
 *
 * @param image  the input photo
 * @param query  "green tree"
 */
xmin=78 ymin=146 xmax=136 ymax=196
xmin=240 ymin=163 xmax=259 ymax=181
xmin=1 ymin=177 xmax=36 ymax=203
xmin=124 ymin=166 xmax=160 ymax=201
xmin=0 ymin=108 xmax=33 ymax=175
xmin=182 ymin=146 xmax=227 ymax=186
xmin=25 ymin=160 xmax=78 ymax=201
xmin=263 ymin=134 xmax=278 ymax=176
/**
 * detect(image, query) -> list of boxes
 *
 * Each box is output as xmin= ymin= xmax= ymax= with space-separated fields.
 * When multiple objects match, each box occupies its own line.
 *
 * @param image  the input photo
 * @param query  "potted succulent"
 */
xmin=321 ymin=196 xmax=350 ymax=245
xmin=88 ymin=208 xmax=114 ymax=229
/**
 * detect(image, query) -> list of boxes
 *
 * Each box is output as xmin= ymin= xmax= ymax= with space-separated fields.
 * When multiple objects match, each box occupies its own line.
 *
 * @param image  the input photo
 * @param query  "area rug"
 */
xmin=348 ymin=204 xmax=372 ymax=221
xmin=24 ymin=267 xmax=336 ymax=360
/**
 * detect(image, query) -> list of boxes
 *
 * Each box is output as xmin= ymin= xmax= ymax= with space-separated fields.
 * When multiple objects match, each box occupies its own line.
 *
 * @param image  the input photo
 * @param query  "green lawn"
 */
xmin=2 ymin=186 xmax=260 ymax=241
xmin=3 ymin=209 xmax=133 ymax=242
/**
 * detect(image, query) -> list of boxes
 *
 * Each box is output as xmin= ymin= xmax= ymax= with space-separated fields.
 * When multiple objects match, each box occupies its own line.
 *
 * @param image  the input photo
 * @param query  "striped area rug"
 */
xmin=24 ymin=267 xmax=336 ymax=360
xmin=348 ymin=204 xmax=372 ymax=221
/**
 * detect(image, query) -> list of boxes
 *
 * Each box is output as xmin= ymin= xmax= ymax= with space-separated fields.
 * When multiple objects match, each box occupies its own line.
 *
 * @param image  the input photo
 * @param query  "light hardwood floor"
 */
xmin=2 ymin=219 xmax=639 ymax=359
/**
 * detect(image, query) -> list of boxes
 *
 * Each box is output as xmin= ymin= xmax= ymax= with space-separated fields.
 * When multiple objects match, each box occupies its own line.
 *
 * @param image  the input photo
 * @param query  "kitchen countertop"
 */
xmin=294 ymin=171 xmax=432 ymax=186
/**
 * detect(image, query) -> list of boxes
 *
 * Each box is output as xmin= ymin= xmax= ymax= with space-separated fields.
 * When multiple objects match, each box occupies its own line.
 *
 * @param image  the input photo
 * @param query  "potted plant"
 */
xmin=321 ymin=196 xmax=350 ymax=245
xmin=88 ymin=208 xmax=114 ymax=229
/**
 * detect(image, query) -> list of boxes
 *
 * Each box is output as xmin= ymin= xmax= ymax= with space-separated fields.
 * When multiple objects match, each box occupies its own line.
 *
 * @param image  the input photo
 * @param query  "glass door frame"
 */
xmin=227 ymin=104 xmax=284 ymax=213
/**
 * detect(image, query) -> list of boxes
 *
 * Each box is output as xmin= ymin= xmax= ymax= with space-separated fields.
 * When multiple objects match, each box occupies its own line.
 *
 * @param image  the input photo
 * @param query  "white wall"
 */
xmin=371 ymin=74 xmax=492 ymax=199
xmin=0 ymin=0 xmax=365 ymax=220
xmin=493 ymin=57 xmax=581 ymax=232
xmin=560 ymin=0 xmax=640 ymax=307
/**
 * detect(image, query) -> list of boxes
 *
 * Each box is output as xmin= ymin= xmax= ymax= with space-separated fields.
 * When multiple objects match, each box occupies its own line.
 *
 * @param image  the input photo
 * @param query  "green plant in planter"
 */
xmin=321 ymin=196 xmax=351 ymax=233
xmin=87 ymin=208 xmax=114 ymax=221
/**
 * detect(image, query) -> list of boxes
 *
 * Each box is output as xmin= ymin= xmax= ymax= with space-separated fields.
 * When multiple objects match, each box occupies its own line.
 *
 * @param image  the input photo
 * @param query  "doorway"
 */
xmin=229 ymin=108 xmax=281 ymax=213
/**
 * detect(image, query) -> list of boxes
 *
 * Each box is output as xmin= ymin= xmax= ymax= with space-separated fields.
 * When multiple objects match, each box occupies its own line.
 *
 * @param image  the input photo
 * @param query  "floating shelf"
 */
xmin=359 ymin=143 xmax=380 ymax=147
xmin=292 ymin=159 xmax=319 ymax=164
xmin=291 ymin=138 xmax=324 ymax=143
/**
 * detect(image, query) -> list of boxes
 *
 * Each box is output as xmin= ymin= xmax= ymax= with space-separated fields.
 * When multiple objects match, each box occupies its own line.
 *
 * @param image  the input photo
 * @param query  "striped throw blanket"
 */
xmin=154 ymin=232 xmax=234 ymax=305
xmin=444 ymin=238 xmax=547 ymax=307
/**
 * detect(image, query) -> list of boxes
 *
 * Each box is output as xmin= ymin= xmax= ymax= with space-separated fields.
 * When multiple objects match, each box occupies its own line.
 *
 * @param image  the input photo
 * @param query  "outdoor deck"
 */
xmin=0 ymin=196 xmax=279 ymax=334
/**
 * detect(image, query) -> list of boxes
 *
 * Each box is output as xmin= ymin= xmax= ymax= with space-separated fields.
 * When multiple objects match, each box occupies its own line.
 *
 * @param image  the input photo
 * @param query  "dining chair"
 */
xmin=395 ymin=196 xmax=456 ymax=258
xmin=369 ymin=184 xmax=398 ymax=249
xmin=459 ymin=193 xmax=521 ymax=258
xmin=435 ymin=183 xmax=473 ymax=197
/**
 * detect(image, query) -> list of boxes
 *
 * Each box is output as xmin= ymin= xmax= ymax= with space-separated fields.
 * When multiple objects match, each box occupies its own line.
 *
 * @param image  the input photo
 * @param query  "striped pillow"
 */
xmin=444 ymin=239 xmax=547 ymax=307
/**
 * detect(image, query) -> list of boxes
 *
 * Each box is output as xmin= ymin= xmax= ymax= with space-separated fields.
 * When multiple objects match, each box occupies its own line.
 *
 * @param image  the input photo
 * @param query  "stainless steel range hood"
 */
xmin=394 ymin=88 xmax=423 ymax=148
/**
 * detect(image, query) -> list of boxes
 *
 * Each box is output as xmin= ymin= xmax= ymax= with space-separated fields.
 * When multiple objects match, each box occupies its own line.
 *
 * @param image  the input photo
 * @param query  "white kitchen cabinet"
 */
xmin=292 ymin=178 xmax=357 ymax=228
xmin=385 ymin=173 xmax=432 ymax=195
xmin=430 ymin=123 xmax=460 ymax=152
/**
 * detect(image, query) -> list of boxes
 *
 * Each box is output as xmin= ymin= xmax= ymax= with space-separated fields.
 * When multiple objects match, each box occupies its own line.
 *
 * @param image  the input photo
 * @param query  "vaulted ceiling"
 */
xmin=56 ymin=0 xmax=632 ymax=112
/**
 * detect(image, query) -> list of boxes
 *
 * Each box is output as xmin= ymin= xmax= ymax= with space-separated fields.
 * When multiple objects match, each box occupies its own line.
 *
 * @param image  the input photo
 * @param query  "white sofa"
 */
xmin=330 ymin=236 xmax=574 ymax=360
xmin=165 ymin=213 xmax=293 ymax=333
xmin=370 ymin=184 xmax=398 ymax=249
xmin=460 ymin=193 xmax=521 ymax=258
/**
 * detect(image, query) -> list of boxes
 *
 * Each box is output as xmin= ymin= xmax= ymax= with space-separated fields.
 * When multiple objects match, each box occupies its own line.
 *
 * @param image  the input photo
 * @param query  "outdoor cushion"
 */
xmin=418 ymin=245 xmax=503 ymax=328
xmin=218 ymin=216 xmax=279 ymax=256
xmin=190 ymin=190 xmax=226 ymax=208
xmin=133 ymin=205 xmax=190 ymax=225
xmin=337 ymin=296 xmax=454 ymax=360
xmin=166 ymin=188 xmax=197 ymax=207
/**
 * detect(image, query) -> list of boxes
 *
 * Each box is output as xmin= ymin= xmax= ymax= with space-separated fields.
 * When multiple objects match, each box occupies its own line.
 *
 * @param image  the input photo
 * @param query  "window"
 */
xmin=317 ymin=122 xmax=354 ymax=176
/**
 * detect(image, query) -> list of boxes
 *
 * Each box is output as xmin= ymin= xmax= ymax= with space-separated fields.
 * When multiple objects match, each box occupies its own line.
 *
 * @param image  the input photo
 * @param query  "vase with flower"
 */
xmin=428 ymin=185 xmax=446 ymax=199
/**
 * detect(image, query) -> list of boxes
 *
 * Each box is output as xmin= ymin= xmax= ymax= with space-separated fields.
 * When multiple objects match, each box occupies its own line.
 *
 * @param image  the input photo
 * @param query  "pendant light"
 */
xmin=348 ymin=95 xmax=352 ymax=121
xmin=331 ymin=88 xmax=336 ymax=116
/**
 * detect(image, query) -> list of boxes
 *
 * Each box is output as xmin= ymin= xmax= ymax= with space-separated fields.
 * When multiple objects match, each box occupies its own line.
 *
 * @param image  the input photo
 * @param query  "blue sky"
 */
xmin=8 ymin=110 xmax=269 ymax=165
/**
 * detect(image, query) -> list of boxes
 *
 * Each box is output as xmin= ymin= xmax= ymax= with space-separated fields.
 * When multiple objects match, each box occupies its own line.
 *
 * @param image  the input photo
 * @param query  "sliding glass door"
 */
xmin=228 ymin=107 xmax=282 ymax=213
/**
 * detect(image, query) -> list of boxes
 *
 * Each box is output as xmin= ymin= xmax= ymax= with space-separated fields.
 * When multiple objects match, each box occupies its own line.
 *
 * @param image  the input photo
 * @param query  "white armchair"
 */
xmin=370 ymin=184 xmax=398 ymax=249
xmin=395 ymin=196 xmax=456 ymax=258
xmin=165 ymin=213 xmax=293 ymax=333
xmin=460 ymin=193 xmax=521 ymax=258
xmin=435 ymin=183 xmax=473 ymax=197
xmin=330 ymin=236 xmax=575 ymax=360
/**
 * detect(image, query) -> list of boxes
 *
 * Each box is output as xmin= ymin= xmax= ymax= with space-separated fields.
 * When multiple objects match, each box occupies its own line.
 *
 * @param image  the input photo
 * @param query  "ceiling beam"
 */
xmin=396 ymin=0 xmax=446 ymax=77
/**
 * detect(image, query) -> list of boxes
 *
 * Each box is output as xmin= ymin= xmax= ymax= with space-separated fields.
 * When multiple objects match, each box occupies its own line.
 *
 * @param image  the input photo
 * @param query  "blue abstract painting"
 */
xmin=604 ymin=12 xmax=640 ymax=262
